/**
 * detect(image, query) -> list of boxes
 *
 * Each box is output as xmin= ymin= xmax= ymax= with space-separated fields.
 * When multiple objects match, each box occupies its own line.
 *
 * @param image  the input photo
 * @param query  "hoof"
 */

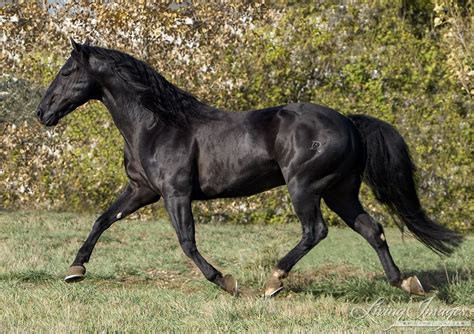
xmin=264 ymin=269 xmax=287 ymax=298
xmin=264 ymin=276 xmax=284 ymax=298
xmin=221 ymin=274 xmax=239 ymax=295
xmin=64 ymin=265 xmax=86 ymax=283
xmin=400 ymin=276 xmax=425 ymax=295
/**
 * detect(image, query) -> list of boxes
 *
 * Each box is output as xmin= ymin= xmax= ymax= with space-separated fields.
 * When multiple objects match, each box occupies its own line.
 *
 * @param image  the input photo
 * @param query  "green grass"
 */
xmin=0 ymin=211 xmax=472 ymax=332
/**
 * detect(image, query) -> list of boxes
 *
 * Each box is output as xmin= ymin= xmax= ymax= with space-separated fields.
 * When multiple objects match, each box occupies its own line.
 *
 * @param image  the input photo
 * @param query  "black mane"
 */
xmin=85 ymin=46 xmax=213 ymax=127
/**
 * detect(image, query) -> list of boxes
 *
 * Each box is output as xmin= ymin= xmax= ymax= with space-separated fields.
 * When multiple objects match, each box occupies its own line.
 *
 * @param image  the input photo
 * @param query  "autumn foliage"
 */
xmin=1 ymin=1 xmax=472 ymax=230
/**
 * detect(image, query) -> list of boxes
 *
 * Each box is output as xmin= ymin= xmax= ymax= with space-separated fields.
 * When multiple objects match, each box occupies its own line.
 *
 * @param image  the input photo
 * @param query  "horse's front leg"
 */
xmin=65 ymin=184 xmax=160 ymax=282
xmin=164 ymin=195 xmax=238 ymax=295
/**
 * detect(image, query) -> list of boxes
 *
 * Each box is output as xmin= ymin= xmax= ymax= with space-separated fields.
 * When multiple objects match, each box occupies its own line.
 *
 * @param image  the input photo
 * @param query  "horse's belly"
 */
xmin=194 ymin=160 xmax=285 ymax=199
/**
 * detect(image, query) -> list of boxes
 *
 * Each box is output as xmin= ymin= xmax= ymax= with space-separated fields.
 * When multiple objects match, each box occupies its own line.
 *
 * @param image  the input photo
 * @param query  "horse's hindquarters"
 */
xmin=275 ymin=104 xmax=361 ymax=185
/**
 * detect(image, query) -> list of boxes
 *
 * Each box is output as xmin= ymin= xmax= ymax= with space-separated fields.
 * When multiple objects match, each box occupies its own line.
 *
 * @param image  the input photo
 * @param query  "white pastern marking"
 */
xmin=116 ymin=212 xmax=123 ymax=219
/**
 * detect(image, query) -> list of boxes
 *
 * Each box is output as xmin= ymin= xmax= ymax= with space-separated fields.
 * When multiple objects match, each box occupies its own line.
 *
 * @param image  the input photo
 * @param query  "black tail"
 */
xmin=349 ymin=114 xmax=463 ymax=256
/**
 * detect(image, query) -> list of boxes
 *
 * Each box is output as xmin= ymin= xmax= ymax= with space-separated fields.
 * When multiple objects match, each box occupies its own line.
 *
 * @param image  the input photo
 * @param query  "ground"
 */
xmin=0 ymin=211 xmax=472 ymax=332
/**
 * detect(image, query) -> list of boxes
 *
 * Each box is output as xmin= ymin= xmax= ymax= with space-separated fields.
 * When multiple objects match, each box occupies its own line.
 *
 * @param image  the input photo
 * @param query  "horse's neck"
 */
xmin=99 ymin=86 xmax=151 ymax=145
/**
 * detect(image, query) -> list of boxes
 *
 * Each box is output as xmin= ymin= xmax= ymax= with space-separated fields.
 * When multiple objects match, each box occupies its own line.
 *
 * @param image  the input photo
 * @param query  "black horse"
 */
xmin=37 ymin=39 xmax=462 ymax=297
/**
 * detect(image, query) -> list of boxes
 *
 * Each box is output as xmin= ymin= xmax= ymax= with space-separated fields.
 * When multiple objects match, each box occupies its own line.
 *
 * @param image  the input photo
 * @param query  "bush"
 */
xmin=1 ymin=2 xmax=472 ymax=231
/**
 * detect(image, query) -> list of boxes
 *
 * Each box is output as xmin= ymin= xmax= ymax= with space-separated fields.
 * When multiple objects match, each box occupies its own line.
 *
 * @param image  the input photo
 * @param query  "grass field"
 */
xmin=0 ymin=211 xmax=472 ymax=332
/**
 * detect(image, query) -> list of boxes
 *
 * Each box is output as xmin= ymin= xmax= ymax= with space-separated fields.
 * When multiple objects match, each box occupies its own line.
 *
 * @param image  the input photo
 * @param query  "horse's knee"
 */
xmin=303 ymin=224 xmax=328 ymax=248
xmin=179 ymin=239 xmax=197 ymax=258
xmin=318 ymin=224 xmax=329 ymax=240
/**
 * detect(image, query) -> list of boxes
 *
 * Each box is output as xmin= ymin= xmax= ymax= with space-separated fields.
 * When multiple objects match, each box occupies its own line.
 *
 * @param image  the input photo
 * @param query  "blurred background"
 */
xmin=1 ymin=1 xmax=472 ymax=231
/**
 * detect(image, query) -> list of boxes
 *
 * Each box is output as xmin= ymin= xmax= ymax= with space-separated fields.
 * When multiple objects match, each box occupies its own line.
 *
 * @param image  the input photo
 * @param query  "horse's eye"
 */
xmin=61 ymin=70 xmax=73 ymax=77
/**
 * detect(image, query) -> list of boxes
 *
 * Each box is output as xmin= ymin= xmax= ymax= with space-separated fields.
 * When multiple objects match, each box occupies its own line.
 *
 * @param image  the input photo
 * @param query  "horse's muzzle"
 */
xmin=36 ymin=108 xmax=59 ymax=126
xmin=36 ymin=107 xmax=44 ymax=120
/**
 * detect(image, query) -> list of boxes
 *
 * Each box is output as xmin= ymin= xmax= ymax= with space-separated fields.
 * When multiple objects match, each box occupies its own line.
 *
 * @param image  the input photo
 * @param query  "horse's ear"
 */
xmin=70 ymin=37 xmax=90 ymax=64
xmin=70 ymin=37 xmax=81 ymax=52
xmin=84 ymin=37 xmax=91 ymax=46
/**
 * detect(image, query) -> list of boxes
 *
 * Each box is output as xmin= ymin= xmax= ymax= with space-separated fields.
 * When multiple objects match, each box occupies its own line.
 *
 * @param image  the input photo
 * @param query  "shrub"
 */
xmin=1 ymin=2 xmax=472 ymax=231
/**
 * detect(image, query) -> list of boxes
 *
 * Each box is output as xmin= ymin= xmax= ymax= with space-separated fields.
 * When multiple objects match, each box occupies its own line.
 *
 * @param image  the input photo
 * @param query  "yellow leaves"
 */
xmin=0 ymin=2 xmax=472 ymax=228
xmin=433 ymin=1 xmax=473 ymax=96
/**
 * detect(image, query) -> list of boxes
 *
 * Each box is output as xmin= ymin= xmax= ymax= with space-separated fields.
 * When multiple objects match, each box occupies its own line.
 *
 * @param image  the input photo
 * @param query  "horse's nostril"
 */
xmin=36 ymin=108 xmax=43 ymax=119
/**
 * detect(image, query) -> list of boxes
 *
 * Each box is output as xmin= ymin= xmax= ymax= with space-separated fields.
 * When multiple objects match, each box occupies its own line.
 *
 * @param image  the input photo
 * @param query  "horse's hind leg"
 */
xmin=323 ymin=176 xmax=424 ymax=295
xmin=264 ymin=179 xmax=329 ymax=297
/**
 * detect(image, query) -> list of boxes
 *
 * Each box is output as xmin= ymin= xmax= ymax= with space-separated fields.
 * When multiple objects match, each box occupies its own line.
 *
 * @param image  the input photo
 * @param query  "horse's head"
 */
xmin=37 ymin=38 xmax=99 ymax=126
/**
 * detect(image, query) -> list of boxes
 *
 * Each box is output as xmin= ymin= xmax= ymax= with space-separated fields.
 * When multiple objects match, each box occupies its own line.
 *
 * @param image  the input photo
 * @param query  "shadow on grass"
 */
xmin=405 ymin=268 xmax=472 ymax=291
xmin=0 ymin=270 xmax=56 ymax=283
xmin=2 ymin=267 xmax=470 ymax=304
xmin=0 ymin=270 xmax=117 ymax=284
xmin=405 ymin=268 xmax=473 ymax=304
xmin=284 ymin=267 xmax=472 ymax=304
xmin=0 ymin=266 xmax=202 ymax=295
